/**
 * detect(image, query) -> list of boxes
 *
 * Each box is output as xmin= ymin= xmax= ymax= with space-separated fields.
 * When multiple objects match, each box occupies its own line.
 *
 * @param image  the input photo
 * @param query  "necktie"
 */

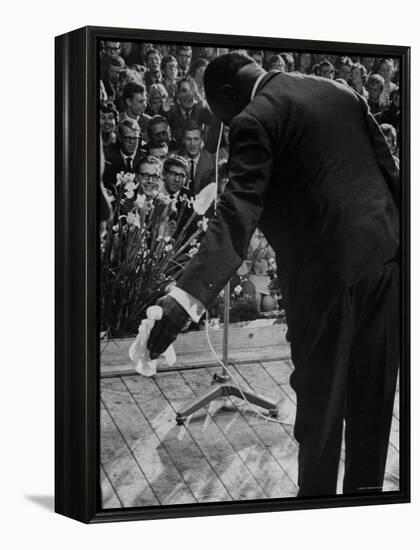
xmin=126 ymin=157 xmax=132 ymax=171
xmin=189 ymin=159 xmax=195 ymax=191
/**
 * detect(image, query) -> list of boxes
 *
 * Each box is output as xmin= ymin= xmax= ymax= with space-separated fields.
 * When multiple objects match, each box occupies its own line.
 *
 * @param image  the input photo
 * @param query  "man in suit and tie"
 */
xmin=147 ymin=52 xmax=400 ymax=497
xmin=102 ymin=118 xmax=145 ymax=190
xmin=166 ymin=77 xmax=215 ymax=149
xmin=180 ymin=121 xmax=215 ymax=195
xmin=119 ymin=82 xmax=152 ymax=141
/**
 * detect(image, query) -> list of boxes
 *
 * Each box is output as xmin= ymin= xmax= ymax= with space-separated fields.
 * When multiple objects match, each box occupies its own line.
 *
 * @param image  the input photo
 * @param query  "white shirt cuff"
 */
xmin=169 ymin=287 xmax=206 ymax=323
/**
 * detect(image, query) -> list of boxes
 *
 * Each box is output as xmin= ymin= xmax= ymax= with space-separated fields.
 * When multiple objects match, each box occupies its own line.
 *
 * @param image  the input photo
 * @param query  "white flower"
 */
xmin=193 ymin=182 xmax=217 ymax=215
xmin=134 ymin=194 xmax=146 ymax=209
xmin=233 ymin=284 xmax=243 ymax=296
xmin=164 ymin=244 xmax=173 ymax=253
xmin=126 ymin=211 xmax=141 ymax=228
xmin=187 ymin=246 xmax=199 ymax=257
xmin=112 ymin=224 xmax=119 ymax=232
xmin=198 ymin=216 xmax=209 ymax=232
xmin=115 ymin=172 xmax=124 ymax=187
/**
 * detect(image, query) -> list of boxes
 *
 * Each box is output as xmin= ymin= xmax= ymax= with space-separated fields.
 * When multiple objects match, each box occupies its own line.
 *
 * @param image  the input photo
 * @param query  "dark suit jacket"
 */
xmin=179 ymin=149 xmax=216 ymax=194
xmin=166 ymin=101 xmax=215 ymax=149
xmin=177 ymin=71 xmax=399 ymax=335
xmin=102 ymin=145 xmax=145 ymax=191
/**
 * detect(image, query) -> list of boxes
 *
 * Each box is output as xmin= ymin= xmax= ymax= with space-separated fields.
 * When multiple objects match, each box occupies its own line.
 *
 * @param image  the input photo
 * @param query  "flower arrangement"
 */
xmin=100 ymin=173 xmax=215 ymax=336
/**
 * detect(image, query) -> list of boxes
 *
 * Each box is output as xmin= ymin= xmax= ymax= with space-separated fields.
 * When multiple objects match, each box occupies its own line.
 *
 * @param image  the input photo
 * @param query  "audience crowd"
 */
xmin=99 ymin=41 xmax=401 ymax=316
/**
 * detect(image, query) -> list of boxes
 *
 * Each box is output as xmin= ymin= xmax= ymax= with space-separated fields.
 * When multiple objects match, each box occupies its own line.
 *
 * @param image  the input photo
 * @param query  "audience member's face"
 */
xmin=320 ymin=65 xmax=334 ymax=79
xmin=300 ymin=53 xmax=312 ymax=70
xmin=178 ymin=81 xmax=195 ymax=109
xmin=108 ymin=65 xmax=121 ymax=85
xmin=392 ymin=92 xmax=400 ymax=108
xmin=150 ymin=94 xmax=164 ymax=113
xmin=378 ymin=61 xmax=393 ymax=83
xmin=367 ymin=81 xmax=383 ymax=102
xmin=150 ymin=122 xmax=170 ymax=144
xmin=184 ymin=129 xmax=202 ymax=157
xmin=127 ymin=92 xmax=147 ymax=116
xmin=269 ymin=56 xmax=286 ymax=72
xmin=384 ymin=133 xmax=396 ymax=153
xmin=100 ymin=112 xmax=116 ymax=134
xmin=120 ymin=126 xmax=140 ymax=155
xmin=104 ymin=42 xmax=120 ymax=57
xmin=147 ymin=52 xmax=161 ymax=73
xmin=149 ymin=145 xmax=169 ymax=163
xmin=164 ymin=60 xmax=178 ymax=80
xmin=139 ymin=163 xmax=162 ymax=198
xmin=251 ymin=53 xmax=264 ymax=66
xmin=351 ymin=67 xmax=363 ymax=86
xmin=177 ymin=49 xmax=192 ymax=71
xmin=200 ymin=47 xmax=215 ymax=60
xmin=164 ymin=164 xmax=188 ymax=194
xmin=194 ymin=65 xmax=207 ymax=85
xmin=339 ymin=64 xmax=352 ymax=83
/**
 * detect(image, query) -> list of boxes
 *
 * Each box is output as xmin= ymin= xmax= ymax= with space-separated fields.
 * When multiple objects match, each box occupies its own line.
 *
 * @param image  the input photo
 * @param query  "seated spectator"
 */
xmin=144 ymin=48 xmax=163 ymax=91
xmin=375 ymin=58 xmax=398 ymax=105
xmin=148 ymin=115 xmax=178 ymax=151
xmin=377 ymin=87 xmax=400 ymax=138
xmin=102 ymin=119 xmax=145 ymax=190
xmin=179 ymin=121 xmax=215 ymax=195
xmin=379 ymin=123 xmax=399 ymax=168
xmin=335 ymin=56 xmax=353 ymax=84
xmin=161 ymin=55 xmax=178 ymax=101
xmin=189 ymin=58 xmax=209 ymax=100
xmin=350 ymin=62 xmax=368 ymax=99
xmin=102 ymin=55 xmax=125 ymax=103
xmin=146 ymin=83 xmax=170 ymax=116
xmin=367 ymin=73 xmax=386 ymax=116
xmin=268 ymin=54 xmax=286 ymax=72
xmin=101 ymin=41 xmax=121 ymax=63
xmin=100 ymin=100 xmax=118 ymax=152
xmin=147 ymin=142 xmax=169 ymax=163
xmin=162 ymin=155 xmax=192 ymax=200
xmin=319 ymin=60 xmax=334 ymax=79
xmin=296 ymin=52 xmax=313 ymax=74
xmin=166 ymin=77 xmax=214 ymax=149
xmin=120 ymin=82 xmax=151 ymax=141
xmin=248 ymin=49 xmax=265 ymax=67
xmin=137 ymin=156 xmax=163 ymax=202
xmin=177 ymin=45 xmax=193 ymax=78
xmin=199 ymin=47 xmax=217 ymax=62
xmin=280 ymin=52 xmax=294 ymax=72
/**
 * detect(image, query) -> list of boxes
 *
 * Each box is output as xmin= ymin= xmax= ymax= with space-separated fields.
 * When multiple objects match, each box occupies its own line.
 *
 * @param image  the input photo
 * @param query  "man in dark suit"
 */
xmin=148 ymin=52 xmax=400 ymax=497
xmin=102 ymin=118 xmax=145 ymax=191
xmin=179 ymin=121 xmax=215 ymax=194
xmin=166 ymin=77 xmax=215 ymax=149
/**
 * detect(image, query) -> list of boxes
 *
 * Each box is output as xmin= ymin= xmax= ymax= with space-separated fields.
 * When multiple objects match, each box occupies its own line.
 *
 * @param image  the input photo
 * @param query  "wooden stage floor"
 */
xmin=100 ymin=359 xmax=400 ymax=508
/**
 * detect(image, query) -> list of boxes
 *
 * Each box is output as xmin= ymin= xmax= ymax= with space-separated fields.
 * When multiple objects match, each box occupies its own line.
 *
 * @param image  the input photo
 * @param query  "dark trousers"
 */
xmin=289 ymin=261 xmax=399 ymax=496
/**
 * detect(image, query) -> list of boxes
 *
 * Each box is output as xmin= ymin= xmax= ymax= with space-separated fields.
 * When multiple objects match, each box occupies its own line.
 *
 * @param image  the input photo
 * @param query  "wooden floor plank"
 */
xmin=100 ymin=402 xmax=160 ymax=507
xmin=123 ymin=374 xmax=232 ymax=503
xmin=204 ymin=365 xmax=300 ymax=488
xmin=180 ymin=367 xmax=297 ymax=498
xmin=100 ymin=465 xmax=122 ymax=509
xmin=155 ymin=371 xmax=267 ymax=501
xmin=102 ymin=378 xmax=196 ymax=505
xmin=261 ymin=359 xmax=294 ymax=386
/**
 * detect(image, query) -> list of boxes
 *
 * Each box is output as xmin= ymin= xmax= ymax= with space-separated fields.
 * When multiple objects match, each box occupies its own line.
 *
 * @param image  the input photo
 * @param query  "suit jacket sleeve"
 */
xmin=176 ymin=112 xmax=273 ymax=308
xmin=357 ymin=94 xmax=400 ymax=210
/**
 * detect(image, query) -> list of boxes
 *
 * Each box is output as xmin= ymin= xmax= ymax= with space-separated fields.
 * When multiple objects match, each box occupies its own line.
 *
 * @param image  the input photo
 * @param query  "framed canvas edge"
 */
xmin=55 ymin=25 xmax=411 ymax=524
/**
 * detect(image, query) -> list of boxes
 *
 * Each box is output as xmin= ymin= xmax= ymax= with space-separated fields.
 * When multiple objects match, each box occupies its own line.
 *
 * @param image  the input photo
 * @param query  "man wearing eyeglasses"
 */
xmin=137 ymin=156 xmax=163 ymax=201
xmin=102 ymin=119 xmax=145 ymax=190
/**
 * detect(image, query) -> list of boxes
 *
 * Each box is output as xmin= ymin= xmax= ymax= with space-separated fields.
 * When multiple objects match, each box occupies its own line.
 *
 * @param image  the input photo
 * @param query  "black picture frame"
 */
xmin=55 ymin=25 xmax=410 ymax=524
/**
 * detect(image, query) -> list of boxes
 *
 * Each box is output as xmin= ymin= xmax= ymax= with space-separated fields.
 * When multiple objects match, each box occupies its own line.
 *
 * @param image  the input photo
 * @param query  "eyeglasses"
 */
xmin=122 ymin=135 xmax=140 ymax=142
xmin=140 ymin=173 xmax=160 ymax=182
xmin=167 ymin=170 xmax=186 ymax=180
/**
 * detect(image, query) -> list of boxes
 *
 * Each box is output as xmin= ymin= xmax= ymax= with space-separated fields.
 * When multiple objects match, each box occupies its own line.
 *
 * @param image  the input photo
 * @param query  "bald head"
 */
xmin=203 ymin=51 xmax=266 ymax=124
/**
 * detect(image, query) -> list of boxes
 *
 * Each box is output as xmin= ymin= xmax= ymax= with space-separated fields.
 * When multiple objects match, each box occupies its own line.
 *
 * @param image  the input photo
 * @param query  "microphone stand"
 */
xmin=175 ymin=280 xmax=278 ymax=425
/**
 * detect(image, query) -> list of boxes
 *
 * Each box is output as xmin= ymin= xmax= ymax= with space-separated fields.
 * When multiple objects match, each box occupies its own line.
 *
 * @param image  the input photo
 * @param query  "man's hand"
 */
xmin=147 ymin=295 xmax=191 ymax=359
